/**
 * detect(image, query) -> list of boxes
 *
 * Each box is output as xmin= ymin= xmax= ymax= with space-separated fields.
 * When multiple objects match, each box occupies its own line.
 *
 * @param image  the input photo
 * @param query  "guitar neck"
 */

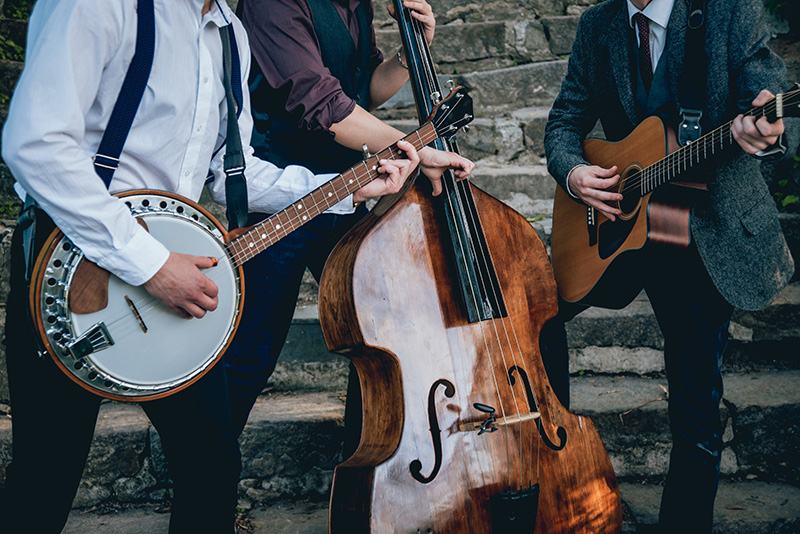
xmin=224 ymin=123 xmax=438 ymax=267
xmin=640 ymin=87 xmax=800 ymax=195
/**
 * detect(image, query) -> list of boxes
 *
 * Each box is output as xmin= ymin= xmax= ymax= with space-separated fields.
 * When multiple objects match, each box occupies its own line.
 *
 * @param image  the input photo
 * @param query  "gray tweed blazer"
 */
xmin=544 ymin=0 xmax=800 ymax=311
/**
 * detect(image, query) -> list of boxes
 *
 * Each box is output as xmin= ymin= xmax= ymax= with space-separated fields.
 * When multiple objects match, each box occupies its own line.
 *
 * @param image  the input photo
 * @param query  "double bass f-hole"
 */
xmin=508 ymin=366 xmax=567 ymax=451
xmin=410 ymin=378 xmax=455 ymax=484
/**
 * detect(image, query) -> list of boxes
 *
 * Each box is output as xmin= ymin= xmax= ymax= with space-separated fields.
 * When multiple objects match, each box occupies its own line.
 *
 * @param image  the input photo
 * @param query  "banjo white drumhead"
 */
xmin=68 ymin=213 xmax=239 ymax=387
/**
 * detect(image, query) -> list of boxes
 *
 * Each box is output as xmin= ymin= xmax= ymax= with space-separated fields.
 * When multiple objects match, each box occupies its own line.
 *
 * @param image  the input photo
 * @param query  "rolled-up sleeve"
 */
xmin=241 ymin=0 xmax=354 ymax=133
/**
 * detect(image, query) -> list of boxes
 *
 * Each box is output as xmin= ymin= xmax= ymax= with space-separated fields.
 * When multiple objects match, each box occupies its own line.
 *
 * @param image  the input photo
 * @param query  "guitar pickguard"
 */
xmin=598 ymin=208 xmax=640 ymax=260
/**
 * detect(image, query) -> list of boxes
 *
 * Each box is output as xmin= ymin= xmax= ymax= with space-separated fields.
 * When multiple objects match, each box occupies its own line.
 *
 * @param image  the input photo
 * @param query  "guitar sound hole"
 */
xmin=87 ymin=371 xmax=97 ymax=381
xmin=47 ymin=315 xmax=56 ymax=324
xmin=160 ymin=201 xmax=168 ymax=208
xmin=47 ymin=278 xmax=56 ymax=286
xmin=619 ymin=188 xmax=641 ymax=216
xmin=141 ymin=199 xmax=150 ymax=207
xmin=618 ymin=168 xmax=643 ymax=217
xmin=53 ymin=259 xmax=62 ymax=268
xmin=73 ymin=361 xmax=82 ymax=370
xmin=46 ymin=296 xmax=55 ymax=305
xmin=62 ymin=243 xmax=72 ymax=251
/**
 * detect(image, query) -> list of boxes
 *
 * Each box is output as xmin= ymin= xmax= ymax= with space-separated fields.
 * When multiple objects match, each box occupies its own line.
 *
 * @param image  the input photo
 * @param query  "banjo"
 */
xmin=29 ymin=88 xmax=473 ymax=401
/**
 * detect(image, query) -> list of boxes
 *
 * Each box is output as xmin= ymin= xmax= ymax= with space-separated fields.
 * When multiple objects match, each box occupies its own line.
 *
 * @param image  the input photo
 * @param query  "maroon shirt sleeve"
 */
xmin=241 ymin=0 xmax=384 ymax=134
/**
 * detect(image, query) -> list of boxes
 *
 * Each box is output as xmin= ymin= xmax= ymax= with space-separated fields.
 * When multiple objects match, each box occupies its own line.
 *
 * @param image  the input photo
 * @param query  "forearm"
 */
xmin=368 ymin=53 xmax=410 ymax=110
xmin=329 ymin=105 xmax=408 ymax=153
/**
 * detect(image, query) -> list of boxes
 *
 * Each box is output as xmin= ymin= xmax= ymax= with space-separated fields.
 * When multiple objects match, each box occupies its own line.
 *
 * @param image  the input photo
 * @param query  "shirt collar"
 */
xmin=626 ymin=0 xmax=675 ymax=30
xmin=201 ymin=0 xmax=235 ymax=27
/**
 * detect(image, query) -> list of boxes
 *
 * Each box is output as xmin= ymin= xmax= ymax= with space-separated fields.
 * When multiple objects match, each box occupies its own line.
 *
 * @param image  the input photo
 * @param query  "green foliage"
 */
xmin=0 ymin=201 xmax=21 ymax=219
xmin=0 ymin=34 xmax=25 ymax=62
xmin=774 ymin=153 xmax=800 ymax=213
xmin=3 ymin=0 xmax=34 ymax=20
xmin=766 ymin=0 xmax=800 ymax=34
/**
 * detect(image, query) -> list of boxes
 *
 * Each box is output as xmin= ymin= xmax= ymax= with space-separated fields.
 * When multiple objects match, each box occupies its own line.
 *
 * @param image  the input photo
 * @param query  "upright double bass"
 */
xmin=318 ymin=3 xmax=622 ymax=531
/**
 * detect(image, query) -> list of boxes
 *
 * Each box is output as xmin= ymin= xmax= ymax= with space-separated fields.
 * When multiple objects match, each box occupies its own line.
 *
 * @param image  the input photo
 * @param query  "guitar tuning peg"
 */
xmin=362 ymin=143 xmax=372 ymax=161
xmin=445 ymin=79 xmax=455 ymax=90
xmin=462 ymin=125 xmax=471 ymax=133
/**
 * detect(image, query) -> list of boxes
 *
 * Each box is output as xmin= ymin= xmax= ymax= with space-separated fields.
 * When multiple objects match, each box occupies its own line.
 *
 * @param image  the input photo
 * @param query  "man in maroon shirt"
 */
xmin=225 ymin=0 xmax=458 ymax=444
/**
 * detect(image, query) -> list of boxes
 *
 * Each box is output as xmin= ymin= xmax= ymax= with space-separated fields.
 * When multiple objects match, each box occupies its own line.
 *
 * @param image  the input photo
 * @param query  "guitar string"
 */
xmin=621 ymin=94 xmax=787 ymax=195
xmin=615 ymin=90 xmax=798 ymax=197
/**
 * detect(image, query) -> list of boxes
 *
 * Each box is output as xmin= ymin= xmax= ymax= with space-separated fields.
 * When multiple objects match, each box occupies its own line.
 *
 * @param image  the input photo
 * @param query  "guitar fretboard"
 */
xmin=225 ymin=123 xmax=438 ymax=267
xmin=629 ymin=87 xmax=800 ymax=196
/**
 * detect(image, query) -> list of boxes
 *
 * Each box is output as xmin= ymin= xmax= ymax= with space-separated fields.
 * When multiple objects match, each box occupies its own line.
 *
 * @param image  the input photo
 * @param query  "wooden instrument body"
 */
xmin=319 ymin=184 xmax=622 ymax=533
xmin=552 ymin=116 xmax=699 ymax=309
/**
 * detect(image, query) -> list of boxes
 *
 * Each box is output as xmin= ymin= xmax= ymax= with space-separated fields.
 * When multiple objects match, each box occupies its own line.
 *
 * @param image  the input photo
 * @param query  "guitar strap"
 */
xmin=219 ymin=23 xmax=249 ymax=230
xmin=678 ymin=0 xmax=709 ymax=146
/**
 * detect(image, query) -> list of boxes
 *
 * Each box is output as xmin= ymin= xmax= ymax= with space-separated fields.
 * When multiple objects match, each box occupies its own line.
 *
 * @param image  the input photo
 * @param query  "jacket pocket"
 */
xmin=739 ymin=195 xmax=777 ymax=237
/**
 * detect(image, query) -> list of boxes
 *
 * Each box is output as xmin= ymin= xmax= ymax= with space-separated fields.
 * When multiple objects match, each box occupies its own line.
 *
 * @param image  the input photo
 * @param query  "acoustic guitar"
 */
xmin=552 ymin=86 xmax=800 ymax=309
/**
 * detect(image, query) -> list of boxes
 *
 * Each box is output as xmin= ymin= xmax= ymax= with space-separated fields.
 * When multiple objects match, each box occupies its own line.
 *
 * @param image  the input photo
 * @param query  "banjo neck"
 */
xmin=224 ymin=123 xmax=438 ymax=267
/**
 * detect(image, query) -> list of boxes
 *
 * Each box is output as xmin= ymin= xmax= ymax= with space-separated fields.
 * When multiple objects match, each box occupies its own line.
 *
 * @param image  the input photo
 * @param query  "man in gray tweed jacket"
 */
xmin=543 ymin=0 xmax=799 ymax=531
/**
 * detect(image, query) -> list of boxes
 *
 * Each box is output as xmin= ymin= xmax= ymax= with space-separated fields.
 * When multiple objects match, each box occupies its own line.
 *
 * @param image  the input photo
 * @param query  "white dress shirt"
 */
xmin=1 ymin=0 xmax=353 ymax=286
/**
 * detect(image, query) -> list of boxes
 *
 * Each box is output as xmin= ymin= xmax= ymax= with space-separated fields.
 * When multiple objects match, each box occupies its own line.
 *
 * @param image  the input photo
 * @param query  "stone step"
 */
xmin=61 ymin=479 xmax=800 ymax=533
xmin=277 ymin=279 xmax=800 ymax=391
xmin=3 ymin=369 xmax=798 ymax=511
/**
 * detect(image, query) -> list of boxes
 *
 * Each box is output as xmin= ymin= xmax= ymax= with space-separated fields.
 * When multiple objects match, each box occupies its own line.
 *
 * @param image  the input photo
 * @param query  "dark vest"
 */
xmin=248 ymin=0 xmax=373 ymax=174
xmin=634 ymin=35 xmax=677 ymax=128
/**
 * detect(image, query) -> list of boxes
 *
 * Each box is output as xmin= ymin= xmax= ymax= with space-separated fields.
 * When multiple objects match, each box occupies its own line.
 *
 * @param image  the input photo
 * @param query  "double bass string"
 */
xmin=402 ymin=8 xmax=541 ymax=492
xmin=400 ymin=5 xmax=515 ymax=490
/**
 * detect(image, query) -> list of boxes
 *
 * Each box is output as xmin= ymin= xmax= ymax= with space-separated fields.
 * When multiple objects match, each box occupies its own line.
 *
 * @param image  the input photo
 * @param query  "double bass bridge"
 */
xmin=458 ymin=409 xmax=541 ymax=433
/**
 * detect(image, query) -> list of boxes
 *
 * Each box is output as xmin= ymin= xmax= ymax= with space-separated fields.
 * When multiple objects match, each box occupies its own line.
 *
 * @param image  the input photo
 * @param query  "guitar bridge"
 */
xmin=67 ymin=322 xmax=115 ymax=360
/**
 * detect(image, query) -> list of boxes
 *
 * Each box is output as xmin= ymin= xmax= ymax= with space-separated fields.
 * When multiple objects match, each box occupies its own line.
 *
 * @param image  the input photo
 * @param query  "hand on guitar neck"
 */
xmin=568 ymin=88 xmax=787 ymax=222
xmin=352 ymin=140 xmax=474 ymax=202
xmin=733 ymin=89 xmax=786 ymax=153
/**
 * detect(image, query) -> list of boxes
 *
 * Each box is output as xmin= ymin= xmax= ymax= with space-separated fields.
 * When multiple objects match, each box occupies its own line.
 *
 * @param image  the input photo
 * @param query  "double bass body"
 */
xmin=319 ymin=180 xmax=622 ymax=532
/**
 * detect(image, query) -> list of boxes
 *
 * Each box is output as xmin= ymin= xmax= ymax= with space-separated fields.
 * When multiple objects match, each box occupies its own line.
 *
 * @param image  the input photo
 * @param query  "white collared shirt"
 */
xmin=2 ymin=0 xmax=353 ymax=286
xmin=627 ymin=0 xmax=676 ymax=70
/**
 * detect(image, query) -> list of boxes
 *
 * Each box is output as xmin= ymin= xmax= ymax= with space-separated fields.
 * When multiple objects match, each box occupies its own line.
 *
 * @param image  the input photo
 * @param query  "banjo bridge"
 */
xmin=67 ymin=322 xmax=115 ymax=360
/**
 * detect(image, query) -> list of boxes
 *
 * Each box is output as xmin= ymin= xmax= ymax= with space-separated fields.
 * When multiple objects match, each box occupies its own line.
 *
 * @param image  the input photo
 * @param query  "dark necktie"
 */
xmin=634 ymin=13 xmax=653 ymax=92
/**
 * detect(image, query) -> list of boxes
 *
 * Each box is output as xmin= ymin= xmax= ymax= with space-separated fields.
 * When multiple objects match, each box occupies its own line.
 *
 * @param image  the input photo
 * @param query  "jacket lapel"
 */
xmin=665 ymin=0 xmax=688 ymax=111
xmin=608 ymin=2 xmax=638 ymax=125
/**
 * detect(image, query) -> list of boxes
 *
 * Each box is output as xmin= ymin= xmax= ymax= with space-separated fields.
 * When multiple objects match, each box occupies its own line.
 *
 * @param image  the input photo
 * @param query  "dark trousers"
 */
xmin=224 ymin=208 xmax=366 ymax=441
xmin=540 ymin=243 xmax=732 ymax=534
xmin=0 ymin=215 xmax=241 ymax=534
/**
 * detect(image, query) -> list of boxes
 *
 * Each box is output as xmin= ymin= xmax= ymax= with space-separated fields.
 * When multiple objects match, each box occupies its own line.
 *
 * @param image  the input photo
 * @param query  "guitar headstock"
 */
xmin=428 ymin=87 xmax=474 ymax=140
xmin=768 ymin=83 xmax=800 ymax=121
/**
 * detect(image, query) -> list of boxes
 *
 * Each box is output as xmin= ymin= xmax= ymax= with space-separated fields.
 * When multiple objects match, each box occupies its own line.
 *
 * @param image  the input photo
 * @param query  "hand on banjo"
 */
xmin=143 ymin=252 xmax=219 ymax=319
xmin=353 ymin=139 xmax=421 ymax=202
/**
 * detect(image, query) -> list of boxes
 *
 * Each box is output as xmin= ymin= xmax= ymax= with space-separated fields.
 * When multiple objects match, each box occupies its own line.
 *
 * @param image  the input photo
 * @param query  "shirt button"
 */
xmin=203 ymin=77 xmax=209 ymax=84
xmin=196 ymin=125 xmax=203 ymax=132
xmin=184 ymin=171 xmax=190 ymax=177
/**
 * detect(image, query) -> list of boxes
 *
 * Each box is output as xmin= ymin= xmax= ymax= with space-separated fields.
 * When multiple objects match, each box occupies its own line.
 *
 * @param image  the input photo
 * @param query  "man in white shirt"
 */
xmin=0 ymin=0 xmax=473 ymax=532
